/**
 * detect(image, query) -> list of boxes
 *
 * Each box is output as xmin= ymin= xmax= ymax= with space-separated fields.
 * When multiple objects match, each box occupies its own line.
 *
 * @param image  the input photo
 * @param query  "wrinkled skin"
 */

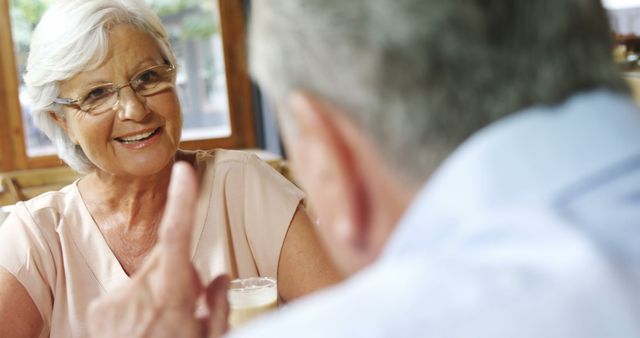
xmin=87 ymin=163 xmax=230 ymax=338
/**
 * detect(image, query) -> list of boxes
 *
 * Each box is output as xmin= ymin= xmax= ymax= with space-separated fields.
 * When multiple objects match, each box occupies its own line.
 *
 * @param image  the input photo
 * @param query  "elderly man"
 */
xmin=88 ymin=0 xmax=640 ymax=337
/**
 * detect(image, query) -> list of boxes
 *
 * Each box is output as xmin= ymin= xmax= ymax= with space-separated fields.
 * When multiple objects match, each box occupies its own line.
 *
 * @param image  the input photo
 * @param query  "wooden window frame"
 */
xmin=0 ymin=0 xmax=255 ymax=172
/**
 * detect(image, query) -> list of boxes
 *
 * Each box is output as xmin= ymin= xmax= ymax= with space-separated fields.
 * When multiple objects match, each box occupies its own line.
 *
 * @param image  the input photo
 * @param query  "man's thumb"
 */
xmin=206 ymin=274 xmax=231 ymax=338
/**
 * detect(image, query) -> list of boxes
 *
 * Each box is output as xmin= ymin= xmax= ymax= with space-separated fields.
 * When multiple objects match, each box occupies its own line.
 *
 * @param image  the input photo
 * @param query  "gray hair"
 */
xmin=24 ymin=0 xmax=176 ymax=173
xmin=249 ymin=0 xmax=627 ymax=184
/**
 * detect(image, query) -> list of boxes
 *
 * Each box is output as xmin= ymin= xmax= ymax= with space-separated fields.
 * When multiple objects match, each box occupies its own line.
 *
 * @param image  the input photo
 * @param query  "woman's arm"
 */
xmin=277 ymin=205 xmax=343 ymax=301
xmin=0 ymin=267 xmax=43 ymax=338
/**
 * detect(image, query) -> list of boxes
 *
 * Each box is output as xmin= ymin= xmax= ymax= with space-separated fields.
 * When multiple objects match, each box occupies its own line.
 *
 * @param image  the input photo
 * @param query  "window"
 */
xmin=0 ymin=0 xmax=256 ymax=172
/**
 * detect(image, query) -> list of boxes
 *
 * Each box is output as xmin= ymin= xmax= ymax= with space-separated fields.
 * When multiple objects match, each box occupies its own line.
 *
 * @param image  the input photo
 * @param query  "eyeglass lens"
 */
xmin=80 ymin=65 xmax=174 ymax=115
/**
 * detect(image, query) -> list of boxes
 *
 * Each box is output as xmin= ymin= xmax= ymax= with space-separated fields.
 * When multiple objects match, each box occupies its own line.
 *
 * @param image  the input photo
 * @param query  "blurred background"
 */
xmin=606 ymin=0 xmax=640 ymax=97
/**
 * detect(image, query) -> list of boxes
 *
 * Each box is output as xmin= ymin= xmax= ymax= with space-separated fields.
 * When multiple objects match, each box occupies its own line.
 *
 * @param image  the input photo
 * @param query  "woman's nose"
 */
xmin=116 ymin=86 xmax=150 ymax=121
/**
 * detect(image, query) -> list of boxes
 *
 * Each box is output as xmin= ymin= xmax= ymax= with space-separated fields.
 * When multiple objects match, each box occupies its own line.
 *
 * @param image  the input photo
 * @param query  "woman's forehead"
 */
xmin=60 ymin=25 xmax=165 ymax=93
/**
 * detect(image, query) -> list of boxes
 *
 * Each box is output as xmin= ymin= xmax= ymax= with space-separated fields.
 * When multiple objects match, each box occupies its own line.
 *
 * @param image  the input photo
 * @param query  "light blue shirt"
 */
xmin=228 ymin=90 xmax=640 ymax=337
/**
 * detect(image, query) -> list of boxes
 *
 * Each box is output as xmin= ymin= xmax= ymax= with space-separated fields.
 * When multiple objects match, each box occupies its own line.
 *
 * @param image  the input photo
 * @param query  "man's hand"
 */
xmin=87 ymin=162 xmax=230 ymax=338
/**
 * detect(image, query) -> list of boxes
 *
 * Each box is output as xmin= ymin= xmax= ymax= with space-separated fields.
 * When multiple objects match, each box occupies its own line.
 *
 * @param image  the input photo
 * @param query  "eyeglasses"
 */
xmin=53 ymin=63 xmax=176 ymax=116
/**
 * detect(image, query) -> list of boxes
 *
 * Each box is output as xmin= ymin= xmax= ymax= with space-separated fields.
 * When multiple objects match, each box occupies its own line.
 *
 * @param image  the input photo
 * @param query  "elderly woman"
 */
xmin=0 ymin=1 xmax=340 ymax=337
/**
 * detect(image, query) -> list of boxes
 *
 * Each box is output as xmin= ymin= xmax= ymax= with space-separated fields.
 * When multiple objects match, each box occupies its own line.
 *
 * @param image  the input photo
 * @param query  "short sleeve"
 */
xmin=0 ymin=203 xmax=57 ymax=329
xmin=243 ymin=154 xmax=305 ymax=279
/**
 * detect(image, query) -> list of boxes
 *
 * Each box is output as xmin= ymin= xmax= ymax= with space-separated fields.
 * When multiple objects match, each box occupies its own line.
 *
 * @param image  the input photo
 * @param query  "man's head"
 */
xmin=249 ymin=0 xmax=626 ymax=274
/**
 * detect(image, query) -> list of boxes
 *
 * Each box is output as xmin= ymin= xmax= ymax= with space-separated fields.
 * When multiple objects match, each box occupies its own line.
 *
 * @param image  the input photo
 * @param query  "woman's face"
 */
xmin=56 ymin=24 xmax=182 ymax=177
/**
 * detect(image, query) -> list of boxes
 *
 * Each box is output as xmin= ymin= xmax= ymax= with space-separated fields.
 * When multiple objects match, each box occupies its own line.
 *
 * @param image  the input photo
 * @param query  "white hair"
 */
xmin=24 ymin=0 xmax=176 ymax=173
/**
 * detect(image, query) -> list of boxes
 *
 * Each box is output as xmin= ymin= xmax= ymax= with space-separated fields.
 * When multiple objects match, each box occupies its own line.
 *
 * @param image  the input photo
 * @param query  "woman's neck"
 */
xmin=78 ymin=161 xmax=174 ymax=231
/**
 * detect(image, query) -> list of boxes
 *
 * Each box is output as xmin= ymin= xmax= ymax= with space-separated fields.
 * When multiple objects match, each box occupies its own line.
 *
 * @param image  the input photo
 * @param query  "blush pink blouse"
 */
xmin=0 ymin=149 xmax=304 ymax=338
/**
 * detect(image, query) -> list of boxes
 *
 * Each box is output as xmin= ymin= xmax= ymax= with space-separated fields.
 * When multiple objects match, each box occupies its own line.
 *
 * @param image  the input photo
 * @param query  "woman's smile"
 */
xmin=113 ymin=126 xmax=163 ymax=150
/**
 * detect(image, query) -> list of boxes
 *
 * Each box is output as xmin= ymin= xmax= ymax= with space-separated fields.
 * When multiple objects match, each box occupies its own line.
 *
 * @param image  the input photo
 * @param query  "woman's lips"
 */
xmin=114 ymin=127 xmax=162 ymax=150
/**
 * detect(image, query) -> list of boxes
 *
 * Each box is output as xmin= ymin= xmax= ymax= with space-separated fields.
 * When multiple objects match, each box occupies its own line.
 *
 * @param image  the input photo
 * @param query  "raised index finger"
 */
xmin=158 ymin=161 xmax=198 ymax=257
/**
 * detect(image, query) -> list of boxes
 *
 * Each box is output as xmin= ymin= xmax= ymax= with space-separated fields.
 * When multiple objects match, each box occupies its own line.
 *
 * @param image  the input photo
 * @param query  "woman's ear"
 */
xmin=48 ymin=110 xmax=77 ymax=144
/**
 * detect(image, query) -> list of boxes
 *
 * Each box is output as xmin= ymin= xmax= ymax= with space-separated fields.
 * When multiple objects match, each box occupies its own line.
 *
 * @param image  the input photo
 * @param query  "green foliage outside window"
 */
xmin=10 ymin=0 xmax=217 ymax=51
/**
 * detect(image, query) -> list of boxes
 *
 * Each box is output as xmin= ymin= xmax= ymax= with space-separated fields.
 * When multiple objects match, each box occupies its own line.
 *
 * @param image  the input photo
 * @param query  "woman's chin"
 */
xmin=97 ymin=151 xmax=175 ymax=178
xmin=125 ymin=156 xmax=174 ymax=177
xmin=108 ymin=139 xmax=178 ymax=177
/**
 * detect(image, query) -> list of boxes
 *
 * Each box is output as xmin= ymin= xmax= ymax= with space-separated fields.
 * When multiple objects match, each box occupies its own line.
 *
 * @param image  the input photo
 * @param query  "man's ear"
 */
xmin=286 ymin=92 xmax=369 ymax=253
xmin=48 ymin=111 xmax=77 ymax=144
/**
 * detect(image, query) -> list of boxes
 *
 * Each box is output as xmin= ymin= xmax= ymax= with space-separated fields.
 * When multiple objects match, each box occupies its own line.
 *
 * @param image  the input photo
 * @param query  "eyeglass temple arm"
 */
xmin=52 ymin=97 xmax=79 ymax=105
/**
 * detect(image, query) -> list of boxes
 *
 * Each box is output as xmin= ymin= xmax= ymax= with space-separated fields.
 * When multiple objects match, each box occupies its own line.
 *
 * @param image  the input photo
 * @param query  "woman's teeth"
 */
xmin=116 ymin=128 xmax=158 ymax=143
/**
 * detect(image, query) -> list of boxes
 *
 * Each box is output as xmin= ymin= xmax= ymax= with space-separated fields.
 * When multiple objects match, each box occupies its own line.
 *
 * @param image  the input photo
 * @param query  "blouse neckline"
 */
xmin=67 ymin=167 xmax=212 ymax=291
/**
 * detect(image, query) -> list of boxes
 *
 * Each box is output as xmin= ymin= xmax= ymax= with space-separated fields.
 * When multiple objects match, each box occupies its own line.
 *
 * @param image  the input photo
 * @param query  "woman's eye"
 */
xmin=137 ymin=70 xmax=160 ymax=84
xmin=83 ymin=87 xmax=110 ymax=102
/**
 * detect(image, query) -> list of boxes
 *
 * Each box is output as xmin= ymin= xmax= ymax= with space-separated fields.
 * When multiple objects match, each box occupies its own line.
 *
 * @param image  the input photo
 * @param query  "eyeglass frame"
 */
xmin=52 ymin=63 xmax=176 ymax=115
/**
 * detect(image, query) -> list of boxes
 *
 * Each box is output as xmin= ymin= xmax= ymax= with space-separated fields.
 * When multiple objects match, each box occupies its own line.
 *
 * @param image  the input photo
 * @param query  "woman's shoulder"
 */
xmin=186 ymin=148 xmax=301 ymax=194
xmin=3 ymin=182 xmax=79 ymax=233
xmin=182 ymin=148 xmax=264 ymax=171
